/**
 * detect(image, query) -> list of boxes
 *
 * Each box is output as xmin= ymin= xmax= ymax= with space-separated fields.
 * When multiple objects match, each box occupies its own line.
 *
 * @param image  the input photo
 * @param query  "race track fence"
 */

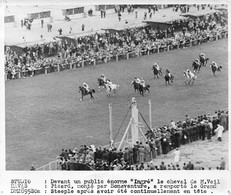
xmin=5 ymin=32 xmax=228 ymax=81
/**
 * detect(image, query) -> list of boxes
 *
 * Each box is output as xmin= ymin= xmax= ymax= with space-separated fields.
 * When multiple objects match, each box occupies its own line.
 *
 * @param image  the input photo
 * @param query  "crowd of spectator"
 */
xmin=5 ymin=7 xmax=228 ymax=80
xmin=56 ymin=110 xmax=228 ymax=171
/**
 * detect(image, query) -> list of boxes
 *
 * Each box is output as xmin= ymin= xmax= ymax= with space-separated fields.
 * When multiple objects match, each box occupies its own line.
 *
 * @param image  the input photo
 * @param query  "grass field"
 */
xmin=5 ymin=39 xmax=228 ymax=170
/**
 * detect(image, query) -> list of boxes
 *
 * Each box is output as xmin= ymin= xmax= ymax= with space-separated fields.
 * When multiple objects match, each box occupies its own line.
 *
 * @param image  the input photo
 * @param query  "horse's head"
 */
xmin=146 ymin=84 xmax=150 ymax=88
xmin=219 ymin=65 xmax=222 ymax=69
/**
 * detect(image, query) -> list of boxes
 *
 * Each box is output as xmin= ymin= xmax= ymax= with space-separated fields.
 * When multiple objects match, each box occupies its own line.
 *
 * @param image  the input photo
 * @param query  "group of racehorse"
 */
xmin=131 ymin=80 xmax=150 ymax=96
xmin=79 ymin=78 xmax=120 ymax=100
xmin=79 ymin=53 xmax=222 ymax=100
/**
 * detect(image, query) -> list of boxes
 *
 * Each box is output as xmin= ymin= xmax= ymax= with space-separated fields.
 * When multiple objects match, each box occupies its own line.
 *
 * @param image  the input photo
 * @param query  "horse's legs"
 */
xmin=90 ymin=93 xmax=94 ymax=100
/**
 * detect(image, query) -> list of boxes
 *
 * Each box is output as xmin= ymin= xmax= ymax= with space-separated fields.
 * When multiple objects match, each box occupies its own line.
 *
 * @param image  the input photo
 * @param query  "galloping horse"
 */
xmin=97 ymin=78 xmax=106 ymax=91
xmin=164 ymin=74 xmax=174 ymax=85
xmin=131 ymin=80 xmax=140 ymax=93
xmin=105 ymin=83 xmax=120 ymax=97
xmin=200 ymin=57 xmax=209 ymax=66
xmin=210 ymin=64 xmax=222 ymax=76
xmin=139 ymin=84 xmax=150 ymax=96
xmin=79 ymin=86 xmax=95 ymax=101
xmin=192 ymin=61 xmax=201 ymax=73
xmin=152 ymin=66 xmax=162 ymax=79
xmin=183 ymin=71 xmax=197 ymax=85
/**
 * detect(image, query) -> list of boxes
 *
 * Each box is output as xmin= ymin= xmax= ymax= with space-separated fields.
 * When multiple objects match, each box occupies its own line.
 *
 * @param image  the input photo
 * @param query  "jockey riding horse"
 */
xmin=79 ymin=83 xmax=95 ymax=101
xmin=152 ymin=63 xmax=162 ymax=79
xmin=131 ymin=77 xmax=150 ymax=95
xmin=210 ymin=61 xmax=222 ymax=76
xmin=98 ymin=74 xmax=107 ymax=91
xmin=192 ymin=59 xmax=201 ymax=73
xmin=199 ymin=53 xmax=209 ymax=66
xmin=164 ymin=69 xmax=174 ymax=85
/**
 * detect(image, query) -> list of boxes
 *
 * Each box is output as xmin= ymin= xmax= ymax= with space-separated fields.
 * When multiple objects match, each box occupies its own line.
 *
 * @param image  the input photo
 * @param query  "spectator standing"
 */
xmin=135 ymin=9 xmax=138 ymax=19
xmin=144 ymin=12 xmax=147 ymax=20
xmin=194 ymin=162 xmax=202 ymax=170
xmin=214 ymin=124 xmax=224 ymax=141
xmin=30 ymin=165 xmax=36 ymax=171
xmin=21 ymin=19 xmax=23 ymax=28
xmin=186 ymin=160 xmax=194 ymax=170
xmin=160 ymin=161 xmax=167 ymax=170
xmin=100 ymin=9 xmax=103 ymax=18
xmin=219 ymin=111 xmax=228 ymax=131
xmin=149 ymin=138 xmax=156 ymax=159
xmin=82 ymin=24 xmax=85 ymax=31
xmin=69 ymin=27 xmax=72 ymax=34
xmin=220 ymin=157 xmax=226 ymax=170
xmin=138 ymin=142 xmax=144 ymax=163
xmin=182 ymin=163 xmax=187 ymax=170
xmin=118 ymin=12 xmax=121 ymax=21
xmin=58 ymin=28 xmax=62 ymax=35
xmin=173 ymin=148 xmax=180 ymax=164
xmin=41 ymin=19 xmax=44 ymax=28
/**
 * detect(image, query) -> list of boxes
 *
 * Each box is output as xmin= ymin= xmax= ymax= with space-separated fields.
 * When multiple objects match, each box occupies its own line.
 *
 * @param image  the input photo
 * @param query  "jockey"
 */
xmin=195 ymin=59 xmax=200 ymax=65
xmin=135 ymin=77 xmax=141 ymax=84
xmin=211 ymin=61 xmax=218 ymax=69
xmin=154 ymin=63 xmax=160 ymax=71
xmin=106 ymin=79 xmax=112 ymax=90
xmin=166 ymin=69 xmax=171 ymax=78
xmin=83 ymin=82 xmax=90 ymax=92
xmin=140 ymin=77 xmax=145 ymax=87
xmin=199 ymin=53 xmax=205 ymax=59
xmin=187 ymin=69 xmax=193 ymax=78
xmin=101 ymin=74 xmax=107 ymax=83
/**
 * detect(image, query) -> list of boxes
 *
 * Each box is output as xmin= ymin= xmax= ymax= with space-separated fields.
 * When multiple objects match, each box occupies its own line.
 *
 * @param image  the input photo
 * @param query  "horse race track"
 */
xmin=5 ymin=39 xmax=228 ymax=170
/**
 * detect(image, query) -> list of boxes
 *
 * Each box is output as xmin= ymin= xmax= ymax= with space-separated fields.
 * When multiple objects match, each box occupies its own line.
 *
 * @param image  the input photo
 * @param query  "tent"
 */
xmin=102 ymin=22 xmax=148 ymax=35
xmin=6 ymin=38 xmax=61 ymax=56
xmin=180 ymin=9 xmax=220 ymax=19
xmin=57 ymin=30 xmax=104 ymax=46
xmin=142 ymin=15 xmax=186 ymax=30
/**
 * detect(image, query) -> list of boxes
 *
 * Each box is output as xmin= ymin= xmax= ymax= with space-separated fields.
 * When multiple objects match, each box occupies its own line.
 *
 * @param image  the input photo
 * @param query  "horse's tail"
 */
xmin=92 ymin=89 xmax=95 ymax=93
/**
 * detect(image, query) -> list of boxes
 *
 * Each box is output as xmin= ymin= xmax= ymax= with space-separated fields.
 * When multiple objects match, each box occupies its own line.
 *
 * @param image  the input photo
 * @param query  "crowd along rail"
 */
xmin=5 ymin=32 xmax=228 ymax=81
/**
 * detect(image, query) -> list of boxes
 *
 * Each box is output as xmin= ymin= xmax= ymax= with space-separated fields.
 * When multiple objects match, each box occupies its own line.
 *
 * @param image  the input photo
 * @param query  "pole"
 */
xmin=131 ymin=97 xmax=139 ymax=146
xmin=148 ymin=100 xmax=152 ymax=129
xmin=109 ymin=103 xmax=113 ymax=144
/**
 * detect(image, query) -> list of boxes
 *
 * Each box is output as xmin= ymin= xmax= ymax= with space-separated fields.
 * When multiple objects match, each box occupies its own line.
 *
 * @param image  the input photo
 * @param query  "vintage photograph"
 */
xmin=4 ymin=1 xmax=228 ymax=172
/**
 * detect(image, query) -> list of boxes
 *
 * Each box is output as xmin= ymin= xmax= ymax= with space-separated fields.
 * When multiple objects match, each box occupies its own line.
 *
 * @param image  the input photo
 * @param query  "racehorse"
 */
xmin=79 ymin=86 xmax=95 ymax=101
xmin=210 ymin=64 xmax=222 ymax=76
xmin=200 ymin=57 xmax=209 ymax=66
xmin=164 ymin=74 xmax=174 ymax=85
xmin=97 ymin=78 xmax=106 ymax=91
xmin=183 ymin=71 xmax=197 ymax=85
xmin=105 ymin=83 xmax=120 ymax=97
xmin=192 ymin=61 xmax=201 ymax=73
xmin=152 ymin=66 xmax=162 ymax=79
xmin=131 ymin=80 xmax=140 ymax=93
xmin=139 ymin=84 xmax=150 ymax=96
